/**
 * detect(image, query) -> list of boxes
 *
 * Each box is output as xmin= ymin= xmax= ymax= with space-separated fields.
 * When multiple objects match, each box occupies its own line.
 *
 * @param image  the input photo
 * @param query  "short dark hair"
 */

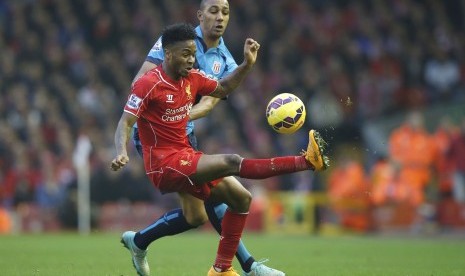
xmin=199 ymin=0 xmax=208 ymax=10
xmin=161 ymin=23 xmax=196 ymax=49
xmin=200 ymin=0 xmax=229 ymax=11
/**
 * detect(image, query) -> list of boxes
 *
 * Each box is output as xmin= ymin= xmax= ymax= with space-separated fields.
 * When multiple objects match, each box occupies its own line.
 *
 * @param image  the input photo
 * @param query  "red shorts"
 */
xmin=145 ymin=147 xmax=222 ymax=200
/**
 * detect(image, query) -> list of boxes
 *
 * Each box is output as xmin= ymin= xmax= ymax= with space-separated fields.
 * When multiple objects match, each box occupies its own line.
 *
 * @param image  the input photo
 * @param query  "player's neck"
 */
xmin=203 ymin=38 xmax=220 ymax=49
xmin=162 ymin=63 xmax=181 ymax=81
xmin=200 ymin=27 xmax=221 ymax=49
xmin=201 ymin=33 xmax=221 ymax=49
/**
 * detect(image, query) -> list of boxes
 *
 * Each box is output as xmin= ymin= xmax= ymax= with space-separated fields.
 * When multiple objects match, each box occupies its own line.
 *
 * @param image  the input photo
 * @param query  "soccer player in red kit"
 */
xmin=127 ymin=1 xmax=285 ymax=275
xmin=111 ymin=23 xmax=329 ymax=276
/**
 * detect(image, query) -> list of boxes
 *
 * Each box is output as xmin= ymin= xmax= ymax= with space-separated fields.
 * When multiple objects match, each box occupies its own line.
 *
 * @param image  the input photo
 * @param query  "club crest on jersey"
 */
xmin=185 ymin=84 xmax=192 ymax=100
xmin=166 ymin=94 xmax=174 ymax=103
xmin=212 ymin=61 xmax=222 ymax=74
xmin=127 ymin=94 xmax=142 ymax=109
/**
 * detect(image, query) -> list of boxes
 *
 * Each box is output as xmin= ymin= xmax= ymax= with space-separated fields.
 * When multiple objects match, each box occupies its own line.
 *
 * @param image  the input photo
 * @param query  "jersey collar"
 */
xmin=157 ymin=67 xmax=184 ymax=88
xmin=195 ymin=25 xmax=224 ymax=52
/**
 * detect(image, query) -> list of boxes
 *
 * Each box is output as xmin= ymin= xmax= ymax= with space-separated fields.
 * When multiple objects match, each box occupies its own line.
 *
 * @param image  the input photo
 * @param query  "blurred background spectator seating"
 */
xmin=1 ymin=0 xmax=465 ymax=235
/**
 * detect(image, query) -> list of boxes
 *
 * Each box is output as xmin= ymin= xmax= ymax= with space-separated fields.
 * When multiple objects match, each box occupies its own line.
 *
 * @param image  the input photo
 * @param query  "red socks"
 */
xmin=239 ymin=156 xmax=312 ymax=179
xmin=214 ymin=210 xmax=248 ymax=271
xmin=213 ymin=156 xmax=313 ymax=271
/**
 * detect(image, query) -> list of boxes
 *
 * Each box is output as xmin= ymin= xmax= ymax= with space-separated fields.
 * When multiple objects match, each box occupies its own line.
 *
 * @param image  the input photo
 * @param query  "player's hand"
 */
xmin=243 ymin=38 xmax=260 ymax=67
xmin=111 ymin=154 xmax=129 ymax=171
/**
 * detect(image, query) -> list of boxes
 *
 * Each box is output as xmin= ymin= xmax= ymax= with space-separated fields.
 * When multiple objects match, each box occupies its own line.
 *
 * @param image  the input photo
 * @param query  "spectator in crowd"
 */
xmin=327 ymin=155 xmax=371 ymax=232
xmin=424 ymin=47 xmax=461 ymax=102
xmin=0 ymin=208 xmax=12 ymax=234
xmin=449 ymin=118 xmax=465 ymax=203
xmin=432 ymin=116 xmax=457 ymax=199
xmin=388 ymin=111 xmax=435 ymax=206
xmin=370 ymin=156 xmax=423 ymax=207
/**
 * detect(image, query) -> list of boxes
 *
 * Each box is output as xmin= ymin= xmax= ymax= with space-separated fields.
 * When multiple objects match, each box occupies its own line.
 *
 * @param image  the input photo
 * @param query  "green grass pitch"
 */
xmin=0 ymin=231 xmax=464 ymax=275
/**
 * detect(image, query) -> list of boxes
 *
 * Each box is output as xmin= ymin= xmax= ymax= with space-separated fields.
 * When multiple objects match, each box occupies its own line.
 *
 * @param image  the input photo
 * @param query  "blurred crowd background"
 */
xmin=1 ymin=0 xmax=465 ymax=234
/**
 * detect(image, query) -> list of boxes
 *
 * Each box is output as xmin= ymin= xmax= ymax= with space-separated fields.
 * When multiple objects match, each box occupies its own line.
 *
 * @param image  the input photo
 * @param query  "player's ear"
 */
xmin=164 ymin=48 xmax=171 ymax=60
xmin=197 ymin=10 xmax=203 ymax=22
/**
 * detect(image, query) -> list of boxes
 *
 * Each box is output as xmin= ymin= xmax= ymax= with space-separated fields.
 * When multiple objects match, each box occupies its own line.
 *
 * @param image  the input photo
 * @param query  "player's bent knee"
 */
xmin=184 ymin=212 xmax=208 ymax=227
xmin=231 ymin=190 xmax=252 ymax=213
xmin=241 ymin=190 xmax=252 ymax=210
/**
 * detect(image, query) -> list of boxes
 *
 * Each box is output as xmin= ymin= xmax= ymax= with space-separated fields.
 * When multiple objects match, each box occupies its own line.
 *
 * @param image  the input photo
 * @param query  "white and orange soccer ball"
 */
xmin=265 ymin=93 xmax=306 ymax=134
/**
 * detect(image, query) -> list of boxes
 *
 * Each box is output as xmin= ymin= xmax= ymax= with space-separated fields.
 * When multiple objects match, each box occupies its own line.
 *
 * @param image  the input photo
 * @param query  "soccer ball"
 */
xmin=265 ymin=93 xmax=306 ymax=134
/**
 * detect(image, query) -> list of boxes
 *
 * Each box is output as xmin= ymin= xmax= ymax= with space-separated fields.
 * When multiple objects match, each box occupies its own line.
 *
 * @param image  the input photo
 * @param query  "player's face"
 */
xmin=166 ymin=40 xmax=196 ymax=78
xmin=198 ymin=0 xmax=230 ymax=40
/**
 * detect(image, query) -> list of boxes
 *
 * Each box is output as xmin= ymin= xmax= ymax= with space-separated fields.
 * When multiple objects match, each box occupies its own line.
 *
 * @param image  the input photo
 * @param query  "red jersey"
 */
xmin=124 ymin=67 xmax=218 ymax=172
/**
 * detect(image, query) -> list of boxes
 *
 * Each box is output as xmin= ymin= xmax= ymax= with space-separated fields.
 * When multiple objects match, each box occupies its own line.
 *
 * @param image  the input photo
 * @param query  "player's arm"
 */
xmin=133 ymin=37 xmax=164 ymax=84
xmin=111 ymin=112 xmax=138 ymax=171
xmin=189 ymin=48 xmax=236 ymax=121
xmin=209 ymin=38 xmax=260 ymax=98
xmin=189 ymin=96 xmax=221 ymax=120
xmin=133 ymin=61 xmax=158 ymax=84
xmin=187 ymin=45 xmax=237 ymax=120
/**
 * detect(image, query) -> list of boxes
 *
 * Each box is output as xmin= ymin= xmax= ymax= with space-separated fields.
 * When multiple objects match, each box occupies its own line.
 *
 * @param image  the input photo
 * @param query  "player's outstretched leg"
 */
xmin=121 ymin=231 xmax=150 ymax=276
xmin=238 ymin=129 xmax=330 ymax=180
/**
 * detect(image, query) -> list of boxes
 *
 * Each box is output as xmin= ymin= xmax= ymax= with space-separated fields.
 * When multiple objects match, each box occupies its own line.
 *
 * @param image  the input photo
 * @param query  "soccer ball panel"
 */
xmin=265 ymin=93 xmax=306 ymax=134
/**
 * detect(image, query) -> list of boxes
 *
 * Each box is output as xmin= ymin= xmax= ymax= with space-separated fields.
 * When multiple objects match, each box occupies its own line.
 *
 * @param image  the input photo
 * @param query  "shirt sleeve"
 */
xmin=146 ymin=36 xmax=164 ymax=65
xmin=124 ymin=77 xmax=152 ymax=117
xmin=192 ymin=70 xmax=219 ymax=96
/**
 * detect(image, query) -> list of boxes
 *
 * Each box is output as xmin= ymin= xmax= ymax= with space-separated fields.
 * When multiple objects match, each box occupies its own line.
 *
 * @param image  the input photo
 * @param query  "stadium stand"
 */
xmin=1 ymin=0 xmax=464 ymax=233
